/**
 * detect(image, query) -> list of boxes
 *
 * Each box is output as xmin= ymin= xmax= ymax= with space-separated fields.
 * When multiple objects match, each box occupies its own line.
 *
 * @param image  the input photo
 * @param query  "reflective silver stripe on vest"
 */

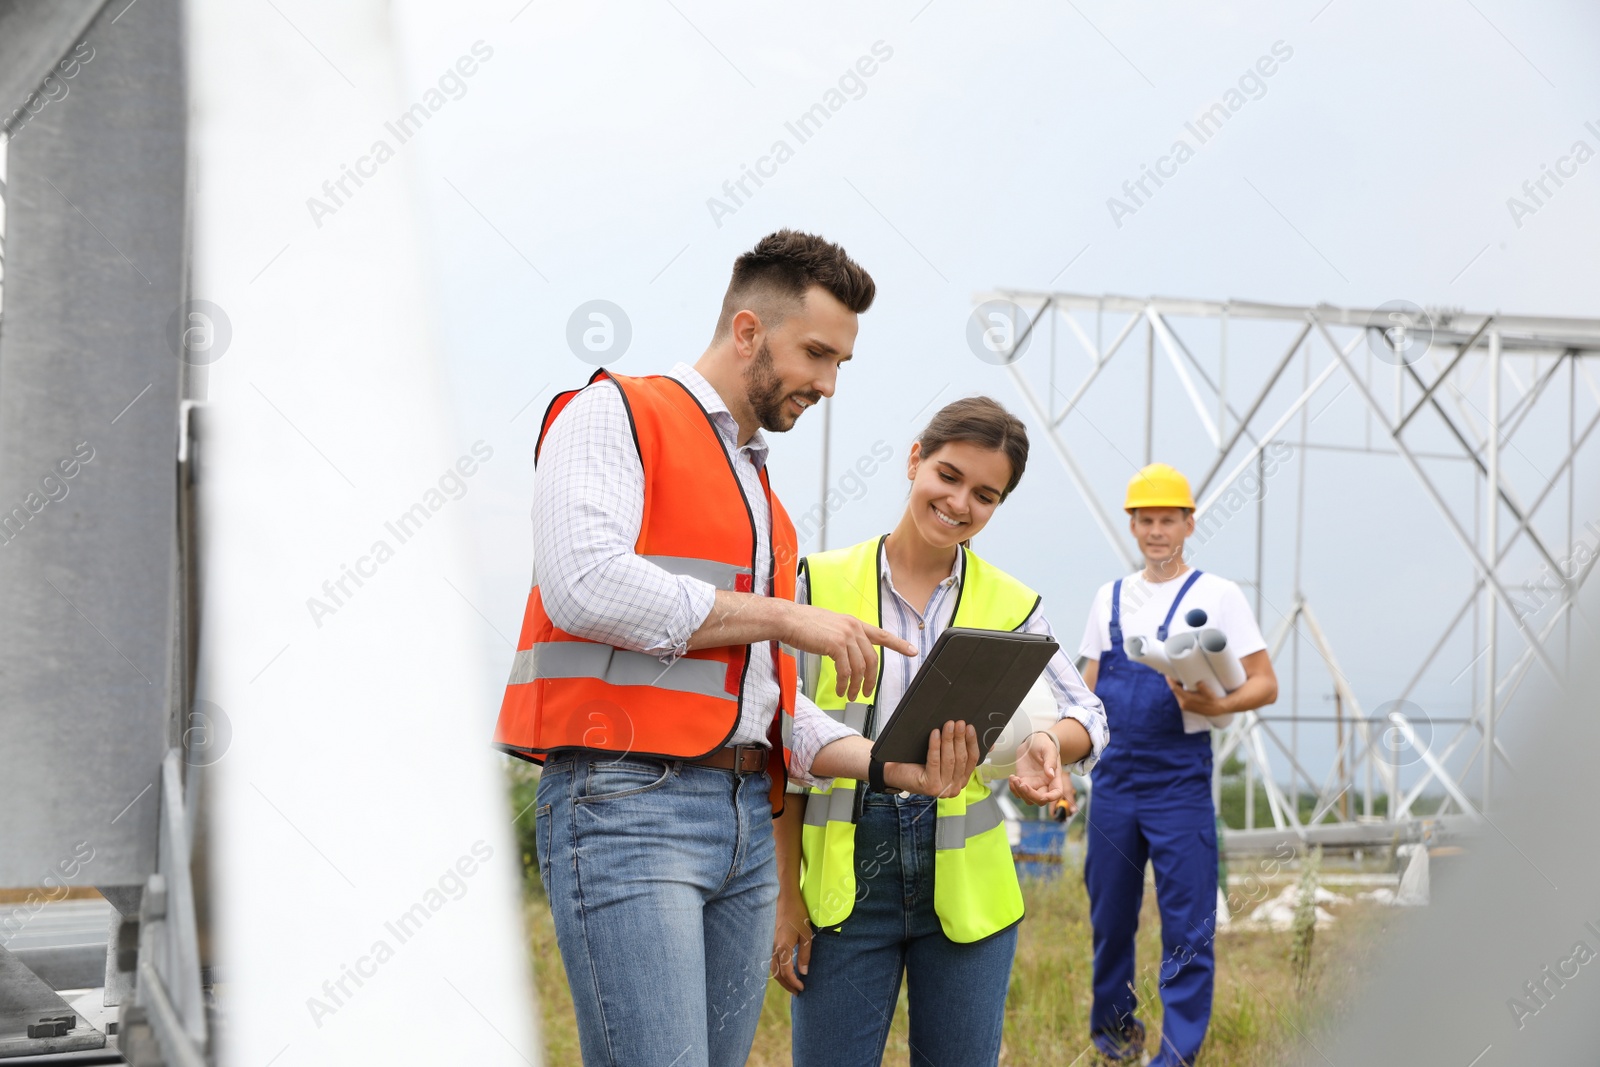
xmin=799 ymin=645 xmax=821 ymax=701
xmin=507 ymin=643 xmax=734 ymax=701
xmin=781 ymin=711 xmax=793 ymax=749
xmin=821 ymin=702 xmax=870 ymax=734
xmin=532 ymin=556 xmax=742 ymax=592
xmin=803 ymin=784 xmax=859 ymax=827
xmin=642 ymin=555 xmax=752 ymax=592
xmin=934 ymin=793 xmax=1004 ymax=851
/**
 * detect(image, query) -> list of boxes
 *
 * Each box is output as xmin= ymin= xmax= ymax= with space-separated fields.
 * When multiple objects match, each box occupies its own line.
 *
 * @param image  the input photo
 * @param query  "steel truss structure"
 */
xmin=977 ymin=289 xmax=1600 ymax=843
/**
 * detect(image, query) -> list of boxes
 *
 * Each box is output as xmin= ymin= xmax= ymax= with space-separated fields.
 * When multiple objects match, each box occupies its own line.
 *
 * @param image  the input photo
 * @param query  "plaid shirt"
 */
xmin=529 ymin=362 xmax=848 ymax=786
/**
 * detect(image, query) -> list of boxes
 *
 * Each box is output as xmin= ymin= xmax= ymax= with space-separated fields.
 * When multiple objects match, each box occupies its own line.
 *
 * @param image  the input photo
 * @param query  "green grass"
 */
xmin=511 ymin=749 xmax=1398 ymax=1066
xmin=523 ymin=874 xmax=1395 ymax=1065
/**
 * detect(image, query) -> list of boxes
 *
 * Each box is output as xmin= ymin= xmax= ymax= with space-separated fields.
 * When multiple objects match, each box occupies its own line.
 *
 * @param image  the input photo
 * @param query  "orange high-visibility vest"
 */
xmin=493 ymin=369 xmax=798 ymax=814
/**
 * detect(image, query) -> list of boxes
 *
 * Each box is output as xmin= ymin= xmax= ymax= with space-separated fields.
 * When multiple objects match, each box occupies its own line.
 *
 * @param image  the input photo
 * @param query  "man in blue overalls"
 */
xmin=1077 ymin=464 xmax=1279 ymax=1065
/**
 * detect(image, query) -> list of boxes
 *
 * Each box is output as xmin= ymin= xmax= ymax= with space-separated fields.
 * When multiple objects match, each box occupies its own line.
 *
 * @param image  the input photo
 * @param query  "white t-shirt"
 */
xmin=1079 ymin=569 xmax=1266 ymax=663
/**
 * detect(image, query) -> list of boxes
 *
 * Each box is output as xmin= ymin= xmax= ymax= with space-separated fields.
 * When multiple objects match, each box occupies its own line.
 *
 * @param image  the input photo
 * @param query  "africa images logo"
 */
xmin=1106 ymin=41 xmax=1294 ymax=229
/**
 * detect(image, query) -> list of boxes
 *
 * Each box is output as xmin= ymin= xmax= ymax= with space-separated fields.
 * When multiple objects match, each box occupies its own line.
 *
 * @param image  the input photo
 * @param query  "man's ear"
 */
xmin=731 ymin=308 xmax=763 ymax=360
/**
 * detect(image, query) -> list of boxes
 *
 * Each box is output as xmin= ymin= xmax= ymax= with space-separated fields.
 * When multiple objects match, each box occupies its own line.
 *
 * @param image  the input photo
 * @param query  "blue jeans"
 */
xmin=791 ymin=791 xmax=1018 ymax=1067
xmin=535 ymin=750 xmax=778 ymax=1067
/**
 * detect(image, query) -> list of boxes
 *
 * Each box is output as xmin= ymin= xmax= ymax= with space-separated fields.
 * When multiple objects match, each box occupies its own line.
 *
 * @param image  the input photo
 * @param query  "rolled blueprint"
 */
xmin=1165 ymin=631 xmax=1226 ymax=697
xmin=1125 ymin=633 xmax=1174 ymax=676
xmin=1165 ymin=631 xmax=1231 ymax=733
xmin=1194 ymin=628 xmax=1242 ymax=732
xmin=1127 ymin=633 xmax=1219 ymax=733
xmin=1198 ymin=628 xmax=1247 ymax=691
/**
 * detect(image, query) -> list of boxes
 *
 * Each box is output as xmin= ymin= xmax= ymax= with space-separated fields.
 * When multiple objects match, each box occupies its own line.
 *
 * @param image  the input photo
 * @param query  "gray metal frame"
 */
xmin=0 ymin=0 xmax=211 ymax=1062
xmin=0 ymin=0 xmax=185 ymax=888
xmin=979 ymin=289 xmax=1598 ymax=838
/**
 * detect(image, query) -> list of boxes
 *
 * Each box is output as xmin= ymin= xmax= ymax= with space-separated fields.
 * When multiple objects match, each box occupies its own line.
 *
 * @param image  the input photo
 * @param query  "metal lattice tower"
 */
xmin=976 ymin=289 xmax=1599 ymax=846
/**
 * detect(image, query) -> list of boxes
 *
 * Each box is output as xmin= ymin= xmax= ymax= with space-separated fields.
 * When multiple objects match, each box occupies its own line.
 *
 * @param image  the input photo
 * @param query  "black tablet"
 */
xmin=869 ymin=626 xmax=1059 ymax=765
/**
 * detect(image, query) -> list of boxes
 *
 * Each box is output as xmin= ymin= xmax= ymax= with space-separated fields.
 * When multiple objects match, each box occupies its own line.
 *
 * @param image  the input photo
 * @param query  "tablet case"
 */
xmin=868 ymin=627 xmax=1059 ymax=765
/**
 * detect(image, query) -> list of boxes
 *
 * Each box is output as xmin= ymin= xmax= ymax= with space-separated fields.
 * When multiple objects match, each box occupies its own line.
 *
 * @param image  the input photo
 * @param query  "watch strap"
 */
xmin=867 ymin=756 xmax=888 ymax=793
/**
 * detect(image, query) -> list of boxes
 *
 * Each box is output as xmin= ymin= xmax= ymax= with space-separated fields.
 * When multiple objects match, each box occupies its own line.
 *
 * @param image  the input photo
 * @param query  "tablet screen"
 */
xmin=869 ymin=627 xmax=1058 ymax=765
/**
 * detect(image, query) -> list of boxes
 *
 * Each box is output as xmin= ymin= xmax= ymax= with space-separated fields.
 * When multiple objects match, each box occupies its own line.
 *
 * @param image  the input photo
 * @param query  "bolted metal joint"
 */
xmin=27 ymin=1014 xmax=77 ymax=1038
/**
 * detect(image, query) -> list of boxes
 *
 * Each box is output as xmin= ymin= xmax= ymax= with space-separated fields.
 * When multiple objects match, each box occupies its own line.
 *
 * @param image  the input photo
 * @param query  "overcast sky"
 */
xmin=370 ymin=0 xmax=1600 ymax=797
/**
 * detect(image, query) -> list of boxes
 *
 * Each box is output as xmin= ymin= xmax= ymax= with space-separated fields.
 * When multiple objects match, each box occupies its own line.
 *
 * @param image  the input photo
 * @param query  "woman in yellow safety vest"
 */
xmin=772 ymin=396 xmax=1109 ymax=1066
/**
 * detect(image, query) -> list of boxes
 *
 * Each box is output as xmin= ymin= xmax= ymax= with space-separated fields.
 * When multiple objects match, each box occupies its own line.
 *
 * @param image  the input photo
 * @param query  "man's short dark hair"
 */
xmin=712 ymin=229 xmax=875 ymax=340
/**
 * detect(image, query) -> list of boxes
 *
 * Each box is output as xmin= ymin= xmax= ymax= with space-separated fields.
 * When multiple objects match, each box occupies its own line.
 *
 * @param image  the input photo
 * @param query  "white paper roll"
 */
xmin=1198 ymin=628 xmax=1248 ymax=691
xmin=1165 ymin=632 xmax=1226 ymax=697
xmin=1165 ymin=631 xmax=1229 ymax=733
xmin=1196 ymin=629 xmax=1241 ymax=730
xmin=1125 ymin=634 xmax=1174 ymax=676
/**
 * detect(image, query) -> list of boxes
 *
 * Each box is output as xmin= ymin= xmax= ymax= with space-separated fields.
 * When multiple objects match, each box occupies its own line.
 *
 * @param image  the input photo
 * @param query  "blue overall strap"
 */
xmin=1155 ymin=570 xmax=1205 ymax=641
xmin=1109 ymin=579 xmax=1125 ymax=648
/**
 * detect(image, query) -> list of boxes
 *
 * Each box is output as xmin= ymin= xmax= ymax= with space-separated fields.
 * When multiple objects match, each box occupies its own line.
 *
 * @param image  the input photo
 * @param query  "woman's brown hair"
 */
xmin=915 ymin=396 xmax=1029 ymax=501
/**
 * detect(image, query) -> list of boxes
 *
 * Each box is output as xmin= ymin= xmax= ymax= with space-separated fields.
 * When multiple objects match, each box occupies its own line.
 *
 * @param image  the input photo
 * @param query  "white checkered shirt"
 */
xmin=529 ymin=361 xmax=845 ymax=786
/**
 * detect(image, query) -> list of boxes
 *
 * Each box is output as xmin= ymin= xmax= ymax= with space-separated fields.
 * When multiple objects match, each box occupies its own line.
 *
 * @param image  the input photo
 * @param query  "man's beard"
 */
xmin=744 ymin=340 xmax=816 ymax=432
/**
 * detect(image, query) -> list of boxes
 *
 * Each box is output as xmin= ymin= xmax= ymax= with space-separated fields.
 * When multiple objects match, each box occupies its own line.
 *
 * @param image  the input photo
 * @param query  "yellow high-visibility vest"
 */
xmin=799 ymin=536 xmax=1040 ymax=943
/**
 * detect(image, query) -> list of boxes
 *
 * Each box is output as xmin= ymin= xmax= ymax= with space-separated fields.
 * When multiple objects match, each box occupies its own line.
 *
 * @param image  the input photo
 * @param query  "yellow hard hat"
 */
xmin=1124 ymin=463 xmax=1195 ymax=511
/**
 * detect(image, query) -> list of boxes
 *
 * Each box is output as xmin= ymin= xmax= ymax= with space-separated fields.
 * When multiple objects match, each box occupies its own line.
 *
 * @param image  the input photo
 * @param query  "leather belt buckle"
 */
xmin=727 ymin=743 xmax=767 ymax=775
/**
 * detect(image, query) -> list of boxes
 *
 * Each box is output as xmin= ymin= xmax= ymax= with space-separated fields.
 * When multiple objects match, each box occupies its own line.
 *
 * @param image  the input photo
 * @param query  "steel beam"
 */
xmin=986 ymin=290 xmax=1600 ymax=346
xmin=1222 ymin=815 xmax=1478 ymax=855
xmin=1312 ymin=318 xmax=1563 ymax=683
xmin=1146 ymin=308 xmax=1220 ymax=447
xmin=1006 ymin=363 xmax=1137 ymax=570
xmin=1500 ymin=348 xmax=1574 ymax=441
xmin=1194 ymin=322 xmax=1309 ymax=497
xmin=0 ymin=1 xmax=106 ymax=134
xmin=1395 ymin=316 xmax=1492 ymax=432
xmin=1398 ymin=346 xmax=1565 ymax=579
xmin=0 ymin=0 xmax=186 ymax=886
xmin=1390 ymin=713 xmax=1480 ymax=820
xmin=1050 ymin=310 xmax=1141 ymax=427
xmin=1195 ymin=358 xmax=1340 ymax=519
xmin=986 ymin=287 xmax=1597 ymax=834
xmin=1484 ymin=331 xmax=1501 ymax=809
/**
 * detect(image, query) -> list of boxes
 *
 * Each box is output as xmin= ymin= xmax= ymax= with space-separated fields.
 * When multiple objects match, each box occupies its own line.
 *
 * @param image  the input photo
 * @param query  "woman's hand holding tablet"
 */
xmin=809 ymin=719 xmax=978 ymax=798
xmin=883 ymin=720 xmax=981 ymax=799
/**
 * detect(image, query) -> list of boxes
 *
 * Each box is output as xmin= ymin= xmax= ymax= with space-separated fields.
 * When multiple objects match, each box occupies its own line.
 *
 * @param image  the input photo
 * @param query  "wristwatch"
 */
xmin=867 ymin=756 xmax=890 ymax=793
